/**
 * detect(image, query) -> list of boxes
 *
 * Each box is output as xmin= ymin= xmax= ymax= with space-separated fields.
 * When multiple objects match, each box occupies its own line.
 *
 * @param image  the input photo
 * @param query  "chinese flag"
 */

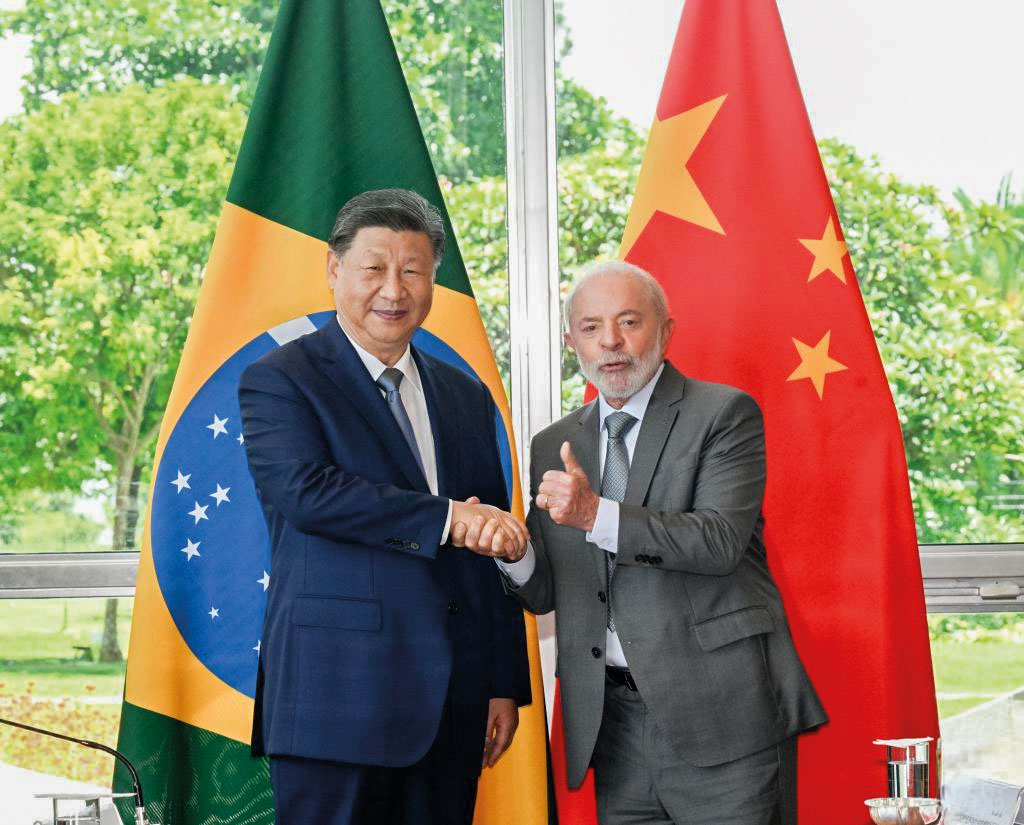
xmin=618 ymin=1 xmax=940 ymax=822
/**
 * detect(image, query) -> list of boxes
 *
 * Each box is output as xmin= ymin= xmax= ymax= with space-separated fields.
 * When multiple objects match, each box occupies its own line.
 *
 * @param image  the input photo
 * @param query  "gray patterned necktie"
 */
xmin=600 ymin=411 xmax=637 ymax=630
xmin=376 ymin=368 xmax=426 ymax=480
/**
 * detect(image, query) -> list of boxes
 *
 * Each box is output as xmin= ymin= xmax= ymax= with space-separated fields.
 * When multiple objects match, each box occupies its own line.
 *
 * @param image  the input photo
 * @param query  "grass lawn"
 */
xmin=0 ymin=598 xmax=131 ymax=697
xmin=931 ymin=638 xmax=1024 ymax=718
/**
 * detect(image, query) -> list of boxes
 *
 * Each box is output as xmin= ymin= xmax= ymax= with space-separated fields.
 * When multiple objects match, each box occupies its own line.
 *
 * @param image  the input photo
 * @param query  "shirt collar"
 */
xmin=336 ymin=316 xmax=423 ymax=395
xmin=597 ymin=362 xmax=665 ymax=429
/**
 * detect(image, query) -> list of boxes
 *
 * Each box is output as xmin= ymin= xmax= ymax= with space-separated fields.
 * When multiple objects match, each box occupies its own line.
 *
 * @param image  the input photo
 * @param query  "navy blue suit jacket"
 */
xmin=238 ymin=317 xmax=531 ymax=768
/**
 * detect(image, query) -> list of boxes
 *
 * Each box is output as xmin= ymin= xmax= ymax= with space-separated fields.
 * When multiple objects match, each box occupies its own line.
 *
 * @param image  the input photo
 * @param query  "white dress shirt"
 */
xmin=499 ymin=363 xmax=664 ymax=667
xmin=338 ymin=319 xmax=453 ymax=541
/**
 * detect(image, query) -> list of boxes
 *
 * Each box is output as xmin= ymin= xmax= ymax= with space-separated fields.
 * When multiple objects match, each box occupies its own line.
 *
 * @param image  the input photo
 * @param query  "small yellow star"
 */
xmin=798 ymin=216 xmax=849 ymax=283
xmin=786 ymin=330 xmax=848 ymax=399
xmin=619 ymin=95 xmax=727 ymax=256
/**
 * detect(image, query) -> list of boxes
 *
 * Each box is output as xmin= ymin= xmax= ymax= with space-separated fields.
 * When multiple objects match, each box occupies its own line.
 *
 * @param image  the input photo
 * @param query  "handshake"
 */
xmin=450 ymin=497 xmax=529 ymax=561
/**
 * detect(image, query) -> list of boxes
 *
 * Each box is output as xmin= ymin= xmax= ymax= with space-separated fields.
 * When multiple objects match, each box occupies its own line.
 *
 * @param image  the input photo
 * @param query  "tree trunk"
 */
xmin=99 ymin=597 xmax=122 ymax=662
xmin=99 ymin=459 xmax=138 ymax=663
xmin=124 ymin=464 xmax=142 ymax=550
xmin=98 ymin=367 xmax=156 ymax=664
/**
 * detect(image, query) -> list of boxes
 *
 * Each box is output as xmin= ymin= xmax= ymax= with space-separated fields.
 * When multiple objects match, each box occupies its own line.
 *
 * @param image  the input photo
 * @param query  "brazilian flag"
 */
xmin=114 ymin=1 xmax=551 ymax=822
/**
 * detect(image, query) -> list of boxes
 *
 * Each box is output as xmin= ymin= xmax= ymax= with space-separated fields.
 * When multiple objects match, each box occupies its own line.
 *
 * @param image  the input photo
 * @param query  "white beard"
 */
xmin=578 ymin=344 xmax=664 ymax=403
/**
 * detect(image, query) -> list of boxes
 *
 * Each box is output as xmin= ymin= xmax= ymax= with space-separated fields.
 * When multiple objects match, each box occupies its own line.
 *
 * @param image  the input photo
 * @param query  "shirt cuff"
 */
xmin=496 ymin=542 xmax=536 ymax=586
xmin=585 ymin=498 xmax=619 ymax=553
xmin=440 ymin=499 xmax=454 ymax=544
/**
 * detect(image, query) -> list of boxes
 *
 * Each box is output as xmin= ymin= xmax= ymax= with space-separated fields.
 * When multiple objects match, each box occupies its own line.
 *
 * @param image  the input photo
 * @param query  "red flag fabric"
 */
xmin=550 ymin=681 xmax=599 ymax=824
xmin=618 ymin=1 xmax=939 ymax=822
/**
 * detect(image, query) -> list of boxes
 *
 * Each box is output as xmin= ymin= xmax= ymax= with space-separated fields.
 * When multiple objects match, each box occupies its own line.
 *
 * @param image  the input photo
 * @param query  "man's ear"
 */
xmin=326 ymin=249 xmax=340 ymax=289
xmin=563 ymin=331 xmax=575 ymax=352
xmin=661 ymin=317 xmax=676 ymax=351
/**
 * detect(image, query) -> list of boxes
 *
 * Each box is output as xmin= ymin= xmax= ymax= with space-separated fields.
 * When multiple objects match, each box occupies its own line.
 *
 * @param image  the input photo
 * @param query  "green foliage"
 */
xmin=383 ymin=0 xmax=642 ymax=184
xmin=948 ymin=176 xmax=1024 ymax=303
xmin=928 ymin=612 xmax=1024 ymax=642
xmin=0 ymin=79 xmax=247 ymax=510
xmin=1 ymin=0 xmax=274 ymax=108
xmin=821 ymin=140 xmax=1024 ymax=543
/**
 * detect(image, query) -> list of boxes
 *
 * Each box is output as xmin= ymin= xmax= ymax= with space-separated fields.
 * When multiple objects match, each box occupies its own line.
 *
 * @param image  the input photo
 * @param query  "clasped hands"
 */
xmin=450 ymin=498 xmax=529 ymax=560
xmin=450 ymin=441 xmax=596 ymax=558
xmin=534 ymin=441 xmax=599 ymax=532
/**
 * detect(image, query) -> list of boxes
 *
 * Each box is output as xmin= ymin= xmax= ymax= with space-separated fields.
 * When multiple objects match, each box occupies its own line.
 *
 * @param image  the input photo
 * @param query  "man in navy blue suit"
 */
xmin=239 ymin=188 xmax=532 ymax=825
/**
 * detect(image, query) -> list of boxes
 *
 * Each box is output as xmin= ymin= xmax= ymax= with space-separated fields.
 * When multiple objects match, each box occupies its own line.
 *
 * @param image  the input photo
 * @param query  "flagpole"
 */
xmin=503 ymin=0 xmax=560 ymax=473
xmin=502 ymin=0 xmax=561 ymax=723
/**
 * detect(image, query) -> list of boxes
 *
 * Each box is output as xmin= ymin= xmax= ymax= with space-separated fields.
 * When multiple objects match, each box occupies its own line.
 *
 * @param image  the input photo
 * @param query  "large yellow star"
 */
xmin=798 ymin=216 xmax=849 ymax=283
xmin=786 ymin=330 xmax=848 ymax=399
xmin=619 ymin=95 xmax=727 ymax=256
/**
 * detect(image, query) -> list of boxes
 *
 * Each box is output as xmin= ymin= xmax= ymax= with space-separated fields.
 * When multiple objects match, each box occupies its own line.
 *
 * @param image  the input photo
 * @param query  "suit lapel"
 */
xmin=624 ymin=364 xmax=685 ymax=506
xmin=568 ymin=401 xmax=607 ymax=582
xmin=413 ymin=348 xmax=455 ymax=498
xmin=570 ymin=400 xmax=602 ymax=494
xmin=314 ymin=319 xmax=429 ymax=493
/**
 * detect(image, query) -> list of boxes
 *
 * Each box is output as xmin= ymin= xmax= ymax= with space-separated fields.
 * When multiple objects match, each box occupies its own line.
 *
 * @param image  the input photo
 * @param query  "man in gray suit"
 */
xmin=498 ymin=261 xmax=826 ymax=824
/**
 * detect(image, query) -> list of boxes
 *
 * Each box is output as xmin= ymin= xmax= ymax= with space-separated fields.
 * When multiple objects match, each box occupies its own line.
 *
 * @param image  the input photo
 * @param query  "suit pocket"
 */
xmin=292 ymin=595 xmax=382 ymax=631
xmin=692 ymin=605 xmax=774 ymax=651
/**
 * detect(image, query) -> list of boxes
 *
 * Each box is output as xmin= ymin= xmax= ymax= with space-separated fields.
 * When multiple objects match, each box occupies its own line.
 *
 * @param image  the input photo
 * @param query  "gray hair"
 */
xmin=328 ymin=188 xmax=445 ymax=266
xmin=563 ymin=260 xmax=669 ymax=331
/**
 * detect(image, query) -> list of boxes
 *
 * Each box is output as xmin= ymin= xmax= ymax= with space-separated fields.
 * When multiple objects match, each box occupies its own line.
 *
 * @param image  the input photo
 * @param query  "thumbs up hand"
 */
xmin=535 ymin=441 xmax=600 ymax=531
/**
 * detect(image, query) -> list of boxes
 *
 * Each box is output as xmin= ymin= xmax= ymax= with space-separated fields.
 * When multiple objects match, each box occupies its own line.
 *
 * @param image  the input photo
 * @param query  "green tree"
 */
xmin=947 ymin=175 xmax=1024 ymax=306
xmin=1 ymin=0 xmax=274 ymax=108
xmin=383 ymin=0 xmax=643 ymax=184
xmin=0 ymin=79 xmax=247 ymax=658
xmin=821 ymin=140 xmax=1024 ymax=543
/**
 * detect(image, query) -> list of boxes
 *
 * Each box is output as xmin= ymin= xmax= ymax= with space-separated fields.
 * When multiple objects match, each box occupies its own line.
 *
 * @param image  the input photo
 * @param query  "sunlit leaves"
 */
xmin=822 ymin=139 xmax=1024 ymax=542
xmin=0 ymin=79 xmax=246 ymax=504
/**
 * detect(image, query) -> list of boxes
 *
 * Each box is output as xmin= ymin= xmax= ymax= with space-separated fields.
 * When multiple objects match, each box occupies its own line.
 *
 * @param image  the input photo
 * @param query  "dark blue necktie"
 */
xmin=376 ymin=367 xmax=426 ymax=480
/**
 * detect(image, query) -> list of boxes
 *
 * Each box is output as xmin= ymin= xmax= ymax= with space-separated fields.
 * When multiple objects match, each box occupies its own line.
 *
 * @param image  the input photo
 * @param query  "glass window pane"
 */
xmin=0 ymin=0 xmax=512 ymax=552
xmin=932 ymin=612 xmax=1024 ymax=786
xmin=0 ymin=597 xmax=132 ymax=820
xmin=552 ymin=2 xmax=1024 ymax=545
xmin=384 ymin=0 xmax=512 ymax=391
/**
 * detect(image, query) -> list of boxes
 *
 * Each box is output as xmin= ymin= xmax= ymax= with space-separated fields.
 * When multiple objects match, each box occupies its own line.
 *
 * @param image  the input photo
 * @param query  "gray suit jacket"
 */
xmin=513 ymin=362 xmax=826 ymax=787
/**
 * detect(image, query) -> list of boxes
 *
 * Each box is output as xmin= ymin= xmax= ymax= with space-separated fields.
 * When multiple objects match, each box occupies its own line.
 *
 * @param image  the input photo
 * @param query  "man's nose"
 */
xmin=599 ymin=323 xmax=623 ymax=349
xmin=378 ymin=267 xmax=405 ymax=300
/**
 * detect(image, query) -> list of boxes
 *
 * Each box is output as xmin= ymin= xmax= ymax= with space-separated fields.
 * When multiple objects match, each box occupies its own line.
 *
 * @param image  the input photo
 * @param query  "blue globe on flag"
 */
xmin=150 ymin=311 xmax=513 ymax=697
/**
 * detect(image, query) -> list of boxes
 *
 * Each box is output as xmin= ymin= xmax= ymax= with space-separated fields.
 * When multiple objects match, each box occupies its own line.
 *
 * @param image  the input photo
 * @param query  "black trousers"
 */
xmin=270 ymin=692 xmax=487 ymax=825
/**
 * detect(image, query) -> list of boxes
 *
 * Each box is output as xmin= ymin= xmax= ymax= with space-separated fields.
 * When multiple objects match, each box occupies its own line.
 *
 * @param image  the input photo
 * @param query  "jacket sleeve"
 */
xmin=238 ymin=357 xmax=450 ymax=558
xmin=616 ymin=392 xmax=766 ymax=576
xmin=504 ymin=436 xmax=558 ymax=616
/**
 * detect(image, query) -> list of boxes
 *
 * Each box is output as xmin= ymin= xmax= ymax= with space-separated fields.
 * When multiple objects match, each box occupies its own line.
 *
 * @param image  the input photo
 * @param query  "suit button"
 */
xmin=410 ymin=542 xmax=420 ymax=550
xmin=597 ymin=591 xmax=607 ymax=603
xmin=591 ymin=647 xmax=601 ymax=659
xmin=448 ymin=600 xmax=460 ymax=615
xmin=636 ymin=554 xmax=648 ymax=564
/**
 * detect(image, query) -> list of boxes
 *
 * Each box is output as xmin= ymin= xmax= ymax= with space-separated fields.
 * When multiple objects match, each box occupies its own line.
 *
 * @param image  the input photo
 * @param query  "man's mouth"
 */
xmin=599 ymin=359 xmax=632 ymax=373
xmin=373 ymin=308 xmax=407 ymax=321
